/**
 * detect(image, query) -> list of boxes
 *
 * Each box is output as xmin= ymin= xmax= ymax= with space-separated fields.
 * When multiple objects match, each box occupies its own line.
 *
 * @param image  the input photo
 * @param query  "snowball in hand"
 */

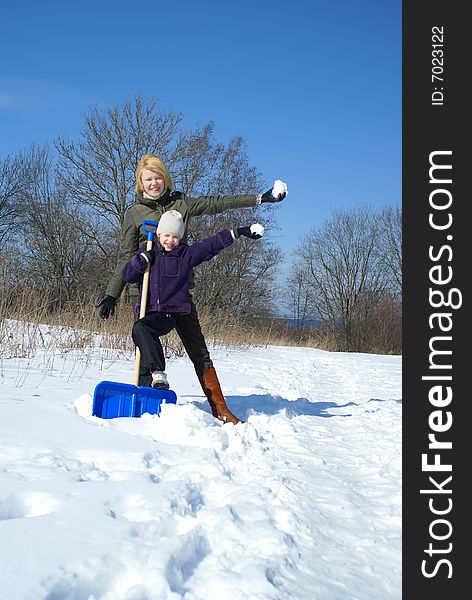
xmin=250 ymin=223 xmax=265 ymax=237
xmin=272 ymin=180 xmax=288 ymax=198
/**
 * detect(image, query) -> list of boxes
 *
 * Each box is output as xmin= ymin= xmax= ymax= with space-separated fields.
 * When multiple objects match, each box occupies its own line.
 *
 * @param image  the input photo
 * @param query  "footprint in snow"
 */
xmin=0 ymin=491 xmax=60 ymax=520
xmin=105 ymin=493 xmax=161 ymax=523
xmin=165 ymin=529 xmax=211 ymax=595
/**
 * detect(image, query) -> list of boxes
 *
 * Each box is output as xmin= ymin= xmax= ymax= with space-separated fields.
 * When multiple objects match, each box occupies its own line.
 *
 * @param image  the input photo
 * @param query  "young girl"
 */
xmin=122 ymin=209 xmax=264 ymax=423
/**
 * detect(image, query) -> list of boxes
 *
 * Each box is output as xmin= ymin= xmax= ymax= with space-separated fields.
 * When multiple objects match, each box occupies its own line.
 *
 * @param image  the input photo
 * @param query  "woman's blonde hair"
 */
xmin=135 ymin=154 xmax=174 ymax=195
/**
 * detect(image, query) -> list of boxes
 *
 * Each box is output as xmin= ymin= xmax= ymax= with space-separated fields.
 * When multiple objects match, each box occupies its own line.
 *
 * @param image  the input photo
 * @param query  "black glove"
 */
xmin=96 ymin=295 xmax=117 ymax=319
xmin=236 ymin=226 xmax=262 ymax=240
xmin=261 ymin=187 xmax=287 ymax=203
xmin=139 ymin=250 xmax=156 ymax=266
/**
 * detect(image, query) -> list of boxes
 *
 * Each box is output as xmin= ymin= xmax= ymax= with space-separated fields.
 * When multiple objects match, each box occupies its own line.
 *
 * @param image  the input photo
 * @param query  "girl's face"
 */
xmin=159 ymin=232 xmax=181 ymax=252
xmin=141 ymin=169 xmax=165 ymax=197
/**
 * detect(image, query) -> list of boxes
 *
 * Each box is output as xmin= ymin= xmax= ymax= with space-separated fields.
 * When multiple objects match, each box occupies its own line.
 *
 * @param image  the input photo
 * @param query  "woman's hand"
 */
xmin=261 ymin=180 xmax=288 ymax=203
xmin=96 ymin=295 xmax=117 ymax=319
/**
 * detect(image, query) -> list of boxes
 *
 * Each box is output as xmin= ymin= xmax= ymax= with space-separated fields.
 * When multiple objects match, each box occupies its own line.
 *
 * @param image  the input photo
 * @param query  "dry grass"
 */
xmin=1 ymin=288 xmax=327 ymax=361
xmin=1 ymin=286 xmax=400 ymax=361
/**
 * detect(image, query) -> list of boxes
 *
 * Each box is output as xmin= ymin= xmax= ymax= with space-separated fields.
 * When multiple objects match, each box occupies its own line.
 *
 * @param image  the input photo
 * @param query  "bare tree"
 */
xmin=4 ymin=95 xmax=281 ymax=320
xmin=55 ymin=95 xmax=267 ymax=253
xmin=55 ymin=94 xmax=279 ymax=315
xmin=11 ymin=144 xmax=102 ymax=307
xmin=177 ymin=137 xmax=279 ymax=320
xmin=181 ymin=134 xmax=268 ymax=244
xmin=192 ymin=209 xmax=282 ymax=319
xmin=377 ymin=205 xmax=402 ymax=299
xmin=285 ymin=261 xmax=314 ymax=327
xmin=55 ymin=95 xmax=186 ymax=232
xmin=295 ymin=206 xmax=392 ymax=351
xmin=0 ymin=154 xmax=23 ymax=244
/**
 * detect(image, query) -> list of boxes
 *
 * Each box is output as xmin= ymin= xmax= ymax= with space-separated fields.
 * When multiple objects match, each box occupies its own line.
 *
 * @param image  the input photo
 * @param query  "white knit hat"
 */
xmin=156 ymin=210 xmax=185 ymax=239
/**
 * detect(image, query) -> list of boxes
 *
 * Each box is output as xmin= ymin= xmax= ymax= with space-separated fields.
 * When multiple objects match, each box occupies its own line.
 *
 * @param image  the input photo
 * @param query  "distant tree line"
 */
xmin=285 ymin=205 xmax=401 ymax=353
xmin=0 ymin=95 xmax=401 ymax=354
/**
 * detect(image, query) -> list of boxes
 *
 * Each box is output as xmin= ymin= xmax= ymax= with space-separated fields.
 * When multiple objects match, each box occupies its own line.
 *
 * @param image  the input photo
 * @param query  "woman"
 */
xmin=97 ymin=154 xmax=288 ymax=424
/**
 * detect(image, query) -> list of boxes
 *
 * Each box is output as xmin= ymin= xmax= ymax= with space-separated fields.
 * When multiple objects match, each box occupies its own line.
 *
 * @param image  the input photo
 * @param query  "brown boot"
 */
xmin=200 ymin=366 xmax=242 ymax=424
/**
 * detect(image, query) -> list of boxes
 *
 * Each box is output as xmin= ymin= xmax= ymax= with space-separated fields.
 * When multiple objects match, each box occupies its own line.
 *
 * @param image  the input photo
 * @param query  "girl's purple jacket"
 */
xmin=122 ymin=228 xmax=234 ymax=315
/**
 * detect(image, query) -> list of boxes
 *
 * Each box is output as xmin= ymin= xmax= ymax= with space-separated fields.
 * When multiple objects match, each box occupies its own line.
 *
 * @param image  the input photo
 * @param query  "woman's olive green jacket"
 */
xmin=105 ymin=189 xmax=258 ymax=299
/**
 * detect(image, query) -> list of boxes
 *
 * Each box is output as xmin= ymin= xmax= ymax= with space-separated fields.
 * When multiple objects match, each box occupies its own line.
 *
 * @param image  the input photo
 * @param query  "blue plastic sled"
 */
xmin=92 ymin=381 xmax=177 ymax=418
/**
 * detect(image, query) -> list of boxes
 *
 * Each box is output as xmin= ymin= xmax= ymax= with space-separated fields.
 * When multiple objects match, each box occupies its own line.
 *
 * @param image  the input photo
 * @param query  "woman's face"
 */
xmin=141 ymin=169 xmax=165 ymax=197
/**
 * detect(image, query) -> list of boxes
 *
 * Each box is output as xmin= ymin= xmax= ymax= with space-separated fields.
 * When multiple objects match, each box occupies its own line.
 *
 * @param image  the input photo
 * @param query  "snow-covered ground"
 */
xmin=0 ymin=333 xmax=401 ymax=600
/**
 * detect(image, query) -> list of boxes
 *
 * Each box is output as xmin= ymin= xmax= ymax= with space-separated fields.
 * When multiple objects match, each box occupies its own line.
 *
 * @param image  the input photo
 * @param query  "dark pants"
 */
xmin=132 ymin=312 xmax=177 ymax=385
xmin=174 ymin=298 xmax=213 ymax=379
xmin=133 ymin=298 xmax=213 ymax=387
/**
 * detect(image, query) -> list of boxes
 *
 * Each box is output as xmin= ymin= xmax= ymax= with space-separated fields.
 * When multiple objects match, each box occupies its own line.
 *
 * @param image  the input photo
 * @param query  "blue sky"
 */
xmin=0 ymin=0 xmax=401 ymax=265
